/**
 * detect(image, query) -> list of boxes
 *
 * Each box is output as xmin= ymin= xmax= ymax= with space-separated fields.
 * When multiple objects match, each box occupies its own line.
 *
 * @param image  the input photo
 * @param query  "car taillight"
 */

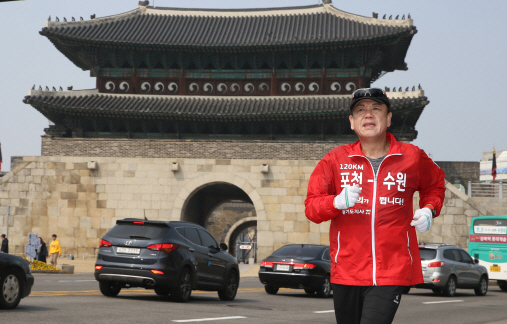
xmin=95 ymin=265 xmax=103 ymax=270
xmin=428 ymin=261 xmax=445 ymax=267
xmin=100 ymin=239 xmax=112 ymax=248
xmin=151 ymin=270 xmax=165 ymax=275
xmin=147 ymin=244 xmax=178 ymax=253
xmin=260 ymin=261 xmax=274 ymax=268
xmin=292 ymin=263 xmax=316 ymax=270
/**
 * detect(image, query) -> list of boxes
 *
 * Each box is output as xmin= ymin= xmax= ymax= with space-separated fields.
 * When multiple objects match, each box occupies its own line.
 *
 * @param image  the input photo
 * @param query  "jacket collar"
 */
xmin=349 ymin=132 xmax=402 ymax=157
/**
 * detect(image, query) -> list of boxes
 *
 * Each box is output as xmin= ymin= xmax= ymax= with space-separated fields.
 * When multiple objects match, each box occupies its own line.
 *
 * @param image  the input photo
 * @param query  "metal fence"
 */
xmin=468 ymin=181 xmax=505 ymax=198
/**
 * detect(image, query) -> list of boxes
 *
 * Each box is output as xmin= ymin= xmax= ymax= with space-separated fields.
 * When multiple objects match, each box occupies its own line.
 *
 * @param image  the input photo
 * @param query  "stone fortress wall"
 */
xmin=1 ymin=142 xmax=506 ymax=260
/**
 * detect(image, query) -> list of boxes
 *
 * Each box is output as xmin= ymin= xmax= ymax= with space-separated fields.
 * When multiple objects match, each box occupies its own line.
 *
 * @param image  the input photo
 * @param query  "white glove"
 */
xmin=411 ymin=208 xmax=432 ymax=233
xmin=333 ymin=185 xmax=361 ymax=210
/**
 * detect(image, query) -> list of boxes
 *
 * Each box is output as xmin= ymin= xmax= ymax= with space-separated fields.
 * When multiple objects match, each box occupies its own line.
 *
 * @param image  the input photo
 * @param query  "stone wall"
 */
xmin=41 ymin=136 xmax=353 ymax=161
xmin=1 ymin=155 xmax=506 ymax=260
xmin=0 ymin=155 xmax=321 ymax=260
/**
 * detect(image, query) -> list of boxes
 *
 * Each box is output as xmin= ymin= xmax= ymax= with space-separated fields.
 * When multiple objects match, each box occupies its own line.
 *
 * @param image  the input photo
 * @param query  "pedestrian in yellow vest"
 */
xmin=49 ymin=234 xmax=62 ymax=266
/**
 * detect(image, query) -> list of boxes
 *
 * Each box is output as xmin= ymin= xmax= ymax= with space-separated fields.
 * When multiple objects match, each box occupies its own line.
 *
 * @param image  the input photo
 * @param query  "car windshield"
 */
xmin=106 ymin=224 xmax=167 ymax=240
xmin=272 ymin=245 xmax=323 ymax=259
xmin=419 ymin=248 xmax=437 ymax=261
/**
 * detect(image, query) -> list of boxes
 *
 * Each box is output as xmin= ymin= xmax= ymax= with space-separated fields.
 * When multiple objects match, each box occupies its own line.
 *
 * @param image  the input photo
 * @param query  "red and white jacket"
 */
xmin=305 ymin=133 xmax=445 ymax=286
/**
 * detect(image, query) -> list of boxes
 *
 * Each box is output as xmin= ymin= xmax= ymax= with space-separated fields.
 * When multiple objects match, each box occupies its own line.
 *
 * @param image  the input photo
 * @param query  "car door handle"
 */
xmin=208 ymin=253 xmax=214 ymax=257
xmin=189 ymin=248 xmax=195 ymax=252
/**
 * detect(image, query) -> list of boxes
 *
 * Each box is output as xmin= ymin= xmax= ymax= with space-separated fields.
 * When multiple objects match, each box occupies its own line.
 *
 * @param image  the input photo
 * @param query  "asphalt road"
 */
xmin=3 ymin=274 xmax=507 ymax=324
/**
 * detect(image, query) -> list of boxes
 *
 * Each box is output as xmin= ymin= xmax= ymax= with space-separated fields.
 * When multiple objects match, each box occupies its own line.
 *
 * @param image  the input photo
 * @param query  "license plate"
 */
xmin=116 ymin=247 xmax=141 ymax=254
xmin=491 ymin=266 xmax=501 ymax=272
xmin=276 ymin=264 xmax=290 ymax=271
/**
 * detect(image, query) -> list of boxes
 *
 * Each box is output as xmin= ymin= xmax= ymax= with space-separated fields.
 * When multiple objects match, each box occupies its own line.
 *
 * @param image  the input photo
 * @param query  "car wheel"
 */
xmin=218 ymin=271 xmax=239 ymax=301
xmin=99 ymin=281 xmax=121 ymax=297
xmin=402 ymin=286 xmax=411 ymax=294
xmin=431 ymin=288 xmax=442 ymax=294
xmin=474 ymin=276 xmax=488 ymax=296
xmin=304 ymin=289 xmax=316 ymax=295
xmin=443 ymin=276 xmax=456 ymax=297
xmin=0 ymin=271 xmax=22 ymax=309
xmin=316 ymin=276 xmax=331 ymax=298
xmin=154 ymin=286 xmax=171 ymax=296
xmin=171 ymin=268 xmax=192 ymax=302
xmin=498 ymin=280 xmax=507 ymax=291
xmin=264 ymin=285 xmax=279 ymax=295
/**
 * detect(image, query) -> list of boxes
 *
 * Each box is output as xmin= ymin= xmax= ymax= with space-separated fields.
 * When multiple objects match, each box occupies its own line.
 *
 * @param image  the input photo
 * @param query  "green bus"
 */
xmin=468 ymin=215 xmax=507 ymax=291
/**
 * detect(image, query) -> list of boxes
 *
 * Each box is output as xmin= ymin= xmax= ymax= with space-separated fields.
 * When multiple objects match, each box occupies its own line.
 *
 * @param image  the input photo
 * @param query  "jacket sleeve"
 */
xmin=56 ymin=242 xmax=62 ymax=255
xmin=417 ymin=149 xmax=446 ymax=216
xmin=305 ymin=156 xmax=341 ymax=224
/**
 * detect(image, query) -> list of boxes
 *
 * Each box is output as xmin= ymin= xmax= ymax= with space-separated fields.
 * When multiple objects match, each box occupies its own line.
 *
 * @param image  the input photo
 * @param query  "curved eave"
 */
xmin=42 ymin=26 xmax=415 ymax=51
xmin=23 ymin=91 xmax=429 ymax=124
xmin=43 ymin=27 xmax=415 ymax=72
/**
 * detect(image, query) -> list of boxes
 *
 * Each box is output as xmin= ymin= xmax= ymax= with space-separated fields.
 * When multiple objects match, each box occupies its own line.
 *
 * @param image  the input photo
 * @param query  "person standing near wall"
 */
xmin=49 ymin=234 xmax=61 ymax=266
xmin=1 ymin=234 xmax=8 ymax=253
xmin=38 ymin=237 xmax=48 ymax=263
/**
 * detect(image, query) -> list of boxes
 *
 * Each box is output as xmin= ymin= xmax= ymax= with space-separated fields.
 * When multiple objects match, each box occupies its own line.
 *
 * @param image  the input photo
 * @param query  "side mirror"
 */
xmin=220 ymin=243 xmax=228 ymax=251
xmin=474 ymin=258 xmax=479 ymax=264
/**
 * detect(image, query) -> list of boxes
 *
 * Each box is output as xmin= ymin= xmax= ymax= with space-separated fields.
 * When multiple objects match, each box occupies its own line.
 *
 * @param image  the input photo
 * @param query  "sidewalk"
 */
xmin=55 ymin=258 xmax=260 ymax=277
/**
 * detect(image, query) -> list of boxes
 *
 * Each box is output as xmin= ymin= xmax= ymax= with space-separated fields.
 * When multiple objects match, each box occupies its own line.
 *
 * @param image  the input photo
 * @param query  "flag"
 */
xmin=0 ymin=141 xmax=2 ymax=172
xmin=492 ymin=147 xmax=497 ymax=182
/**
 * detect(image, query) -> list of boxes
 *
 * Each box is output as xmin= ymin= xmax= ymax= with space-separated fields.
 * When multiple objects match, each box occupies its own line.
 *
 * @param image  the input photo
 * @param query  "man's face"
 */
xmin=349 ymin=99 xmax=392 ymax=139
xmin=52 ymin=236 xmax=56 ymax=241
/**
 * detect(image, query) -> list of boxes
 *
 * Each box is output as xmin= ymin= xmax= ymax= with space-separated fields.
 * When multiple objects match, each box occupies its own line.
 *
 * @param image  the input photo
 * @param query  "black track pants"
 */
xmin=332 ymin=284 xmax=404 ymax=324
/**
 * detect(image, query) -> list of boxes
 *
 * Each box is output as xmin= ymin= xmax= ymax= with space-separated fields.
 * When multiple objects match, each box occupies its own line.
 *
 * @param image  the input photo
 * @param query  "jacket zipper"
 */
xmin=349 ymin=153 xmax=401 ymax=286
xmin=334 ymin=231 xmax=340 ymax=263
xmin=407 ymin=231 xmax=413 ymax=265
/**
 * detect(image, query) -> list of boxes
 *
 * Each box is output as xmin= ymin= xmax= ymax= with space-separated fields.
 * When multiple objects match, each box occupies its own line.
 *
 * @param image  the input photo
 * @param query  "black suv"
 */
xmin=0 ymin=253 xmax=34 ymax=309
xmin=95 ymin=219 xmax=239 ymax=302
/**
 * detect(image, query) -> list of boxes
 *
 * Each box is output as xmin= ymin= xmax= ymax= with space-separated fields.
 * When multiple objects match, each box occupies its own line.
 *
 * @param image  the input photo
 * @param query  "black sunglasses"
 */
xmin=351 ymin=88 xmax=387 ymax=100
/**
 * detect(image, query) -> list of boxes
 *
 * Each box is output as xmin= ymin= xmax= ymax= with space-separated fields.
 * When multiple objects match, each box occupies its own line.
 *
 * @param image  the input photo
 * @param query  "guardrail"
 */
xmin=468 ymin=181 xmax=505 ymax=198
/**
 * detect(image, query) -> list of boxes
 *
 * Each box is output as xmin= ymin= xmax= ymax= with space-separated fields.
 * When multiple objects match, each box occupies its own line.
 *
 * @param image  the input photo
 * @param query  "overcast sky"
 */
xmin=0 ymin=0 xmax=505 ymax=171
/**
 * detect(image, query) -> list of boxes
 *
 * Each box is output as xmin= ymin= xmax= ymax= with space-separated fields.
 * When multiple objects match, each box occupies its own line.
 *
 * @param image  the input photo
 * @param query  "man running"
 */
xmin=305 ymin=88 xmax=445 ymax=324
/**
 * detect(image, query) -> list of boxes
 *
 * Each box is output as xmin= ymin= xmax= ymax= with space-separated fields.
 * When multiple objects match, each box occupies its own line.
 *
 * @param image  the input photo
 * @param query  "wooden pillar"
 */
xmin=271 ymin=52 xmax=276 ymax=96
xmin=179 ymin=52 xmax=186 ymax=95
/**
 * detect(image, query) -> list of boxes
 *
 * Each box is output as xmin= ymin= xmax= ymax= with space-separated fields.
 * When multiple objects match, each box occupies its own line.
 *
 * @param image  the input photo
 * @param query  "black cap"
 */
xmin=349 ymin=88 xmax=391 ymax=112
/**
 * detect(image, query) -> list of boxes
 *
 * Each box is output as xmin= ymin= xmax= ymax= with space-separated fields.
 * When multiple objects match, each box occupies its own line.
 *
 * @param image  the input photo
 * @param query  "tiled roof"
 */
xmin=24 ymin=89 xmax=428 ymax=121
xmin=40 ymin=3 xmax=415 ymax=49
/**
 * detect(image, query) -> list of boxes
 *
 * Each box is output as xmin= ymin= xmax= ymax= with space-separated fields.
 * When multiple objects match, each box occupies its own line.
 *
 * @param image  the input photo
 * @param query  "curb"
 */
xmin=32 ymin=270 xmax=62 ymax=274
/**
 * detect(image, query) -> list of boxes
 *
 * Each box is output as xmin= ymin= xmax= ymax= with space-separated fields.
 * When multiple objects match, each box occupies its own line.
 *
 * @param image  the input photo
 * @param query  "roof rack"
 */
xmin=418 ymin=242 xmax=449 ymax=246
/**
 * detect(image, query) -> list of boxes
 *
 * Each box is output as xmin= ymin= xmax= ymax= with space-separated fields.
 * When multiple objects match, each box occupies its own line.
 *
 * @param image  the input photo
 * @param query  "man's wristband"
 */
xmin=424 ymin=204 xmax=436 ymax=218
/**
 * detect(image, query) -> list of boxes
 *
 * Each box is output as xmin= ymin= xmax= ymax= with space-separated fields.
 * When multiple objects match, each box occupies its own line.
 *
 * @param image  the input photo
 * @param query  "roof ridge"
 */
xmin=45 ymin=7 xmax=142 ymax=29
xmin=43 ymin=3 xmax=413 ymax=30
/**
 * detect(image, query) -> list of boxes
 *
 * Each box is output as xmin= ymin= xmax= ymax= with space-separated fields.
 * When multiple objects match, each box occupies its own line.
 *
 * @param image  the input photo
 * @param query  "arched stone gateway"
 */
xmin=173 ymin=173 xmax=266 ymax=222
xmin=172 ymin=173 xmax=264 ymax=258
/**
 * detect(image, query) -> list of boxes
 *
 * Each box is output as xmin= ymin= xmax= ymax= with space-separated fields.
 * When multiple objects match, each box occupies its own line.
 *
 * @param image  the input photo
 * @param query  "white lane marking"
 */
xmin=313 ymin=310 xmax=334 ymax=314
xmin=172 ymin=316 xmax=247 ymax=322
xmin=423 ymin=300 xmax=464 ymax=304
xmin=58 ymin=280 xmax=96 ymax=282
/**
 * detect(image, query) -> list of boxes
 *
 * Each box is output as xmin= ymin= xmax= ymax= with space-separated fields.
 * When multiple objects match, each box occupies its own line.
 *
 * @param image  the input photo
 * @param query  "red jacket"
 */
xmin=305 ymin=133 xmax=445 ymax=286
